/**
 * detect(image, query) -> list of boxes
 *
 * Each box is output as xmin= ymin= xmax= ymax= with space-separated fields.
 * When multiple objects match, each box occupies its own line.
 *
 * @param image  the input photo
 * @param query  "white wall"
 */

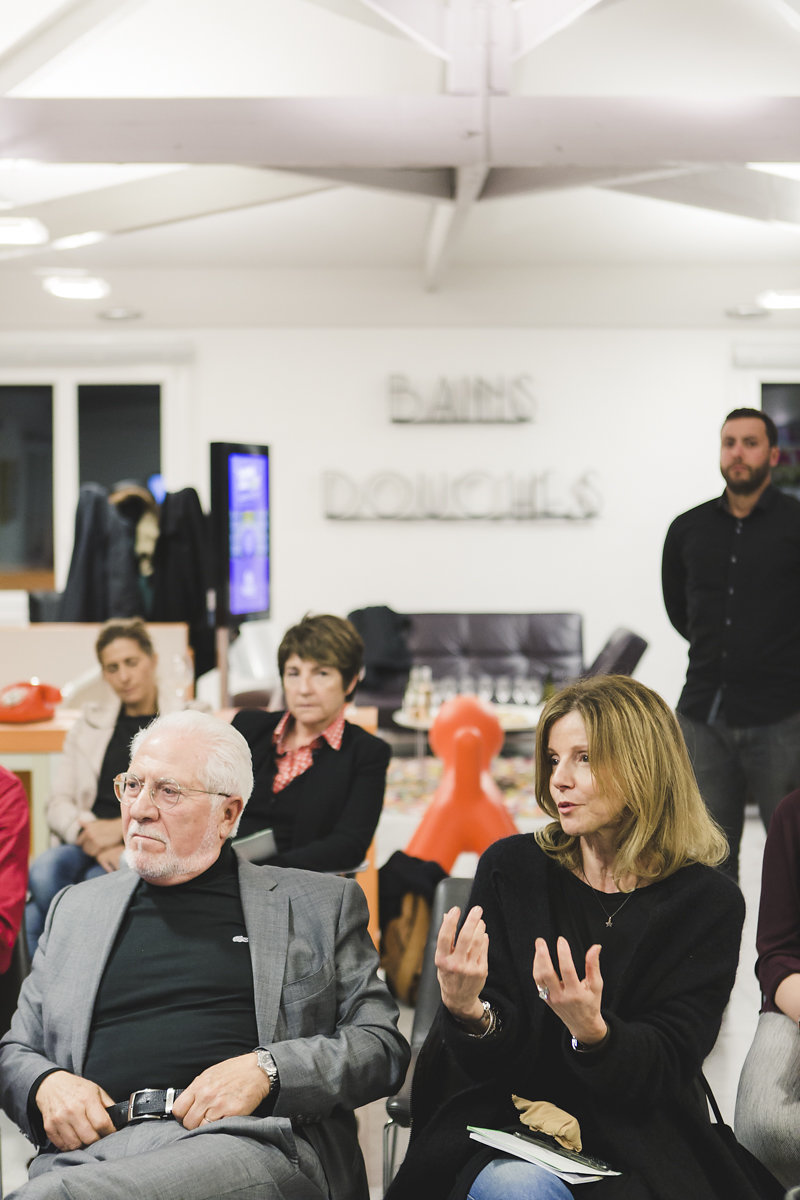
xmin=177 ymin=325 xmax=759 ymax=708
xmin=7 ymin=323 xmax=793 ymax=709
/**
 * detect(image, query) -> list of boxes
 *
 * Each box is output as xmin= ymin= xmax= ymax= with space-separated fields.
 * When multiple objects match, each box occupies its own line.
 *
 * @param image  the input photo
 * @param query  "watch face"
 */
xmin=257 ymin=1049 xmax=278 ymax=1085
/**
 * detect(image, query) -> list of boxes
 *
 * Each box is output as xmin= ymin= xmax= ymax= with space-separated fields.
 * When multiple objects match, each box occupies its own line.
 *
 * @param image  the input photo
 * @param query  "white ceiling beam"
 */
xmin=288 ymin=167 xmax=452 ymax=199
xmin=0 ymin=0 xmax=143 ymax=96
xmin=0 ymin=168 xmax=335 ymax=263
xmin=765 ymin=0 xmax=800 ymax=33
xmin=360 ymin=0 xmax=447 ymax=57
xmin=424 ymin=163 xmax=488 ymax=290
xmin=512 ymin=0 xmax=608 ymax=58
xmin=610 ymin=165 xmax=800 ymax=228
xmin=482 ymin=164 xmax=705 ymax=198
xmin=5 ymin=96 xmax=800 ymax=169
xmin=488 ymin=96 xmax=800 ymax=166
xmin=0 ymin=97 xmax=480 ymax=167
xmin=445 ymin=0 xmax=488 ymax=93
xmin=426 ymin=0 xmax=492 ymax=284
xmin=298 ymin=0 xmax=408 ymax=37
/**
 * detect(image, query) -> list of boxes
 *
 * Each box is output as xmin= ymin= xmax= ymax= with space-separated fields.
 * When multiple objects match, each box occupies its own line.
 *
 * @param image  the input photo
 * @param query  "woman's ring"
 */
xmin=537 ymin=984 xmax=550 ymax=1001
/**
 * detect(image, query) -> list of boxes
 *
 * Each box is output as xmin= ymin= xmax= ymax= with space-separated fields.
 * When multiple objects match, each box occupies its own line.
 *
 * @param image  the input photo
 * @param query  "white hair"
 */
xmin=129 ymin=710 xmax=254 ymax=818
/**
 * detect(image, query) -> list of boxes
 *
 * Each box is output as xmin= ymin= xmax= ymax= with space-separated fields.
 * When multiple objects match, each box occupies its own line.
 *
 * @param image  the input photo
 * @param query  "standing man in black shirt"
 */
xmin=662 ymin=406 xmax=800 ymax=879
xmin=0 ymin=710 xmax=408 ymax=1200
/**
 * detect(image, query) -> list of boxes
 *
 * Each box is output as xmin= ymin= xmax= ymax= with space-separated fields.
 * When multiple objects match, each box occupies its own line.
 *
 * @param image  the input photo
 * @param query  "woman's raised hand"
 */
xmin=435 ymin=905 xmax=489 ymax=1024
xmin=533 ymin=936 xmax=608 ymax=1046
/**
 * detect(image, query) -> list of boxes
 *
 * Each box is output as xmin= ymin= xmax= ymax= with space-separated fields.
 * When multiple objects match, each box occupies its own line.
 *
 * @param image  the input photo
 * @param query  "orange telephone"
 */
xmin=0 ymin=681 xmax=62 ymax=723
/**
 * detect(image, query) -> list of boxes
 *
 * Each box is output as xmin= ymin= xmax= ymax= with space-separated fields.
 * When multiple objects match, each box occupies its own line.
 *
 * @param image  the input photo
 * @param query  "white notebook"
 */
xmin=233 ymin=828 xmax=277 ymax=862
xmin=467 ymin=1126 xmax=621 ymax=1185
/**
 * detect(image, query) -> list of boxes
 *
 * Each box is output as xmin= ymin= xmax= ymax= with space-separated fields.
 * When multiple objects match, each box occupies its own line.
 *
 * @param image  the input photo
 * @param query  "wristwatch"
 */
xmin=571 ymin=1028 xmax=610 ymax=1054
xmin=255 ymin=1047 xmax=280 ymax=1099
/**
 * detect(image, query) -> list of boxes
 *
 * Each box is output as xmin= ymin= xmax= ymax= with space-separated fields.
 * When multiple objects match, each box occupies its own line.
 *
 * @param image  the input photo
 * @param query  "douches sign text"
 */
xmin=324 ymin=470 xmax=601 ymax=521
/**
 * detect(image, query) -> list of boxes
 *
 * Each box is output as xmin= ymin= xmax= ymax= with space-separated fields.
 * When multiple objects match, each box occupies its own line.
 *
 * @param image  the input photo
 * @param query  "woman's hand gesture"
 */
xmin=533 ymin=936 xmax=608 ymax=1046
xmin=435 ymin=905 xmax=489 ymax=1025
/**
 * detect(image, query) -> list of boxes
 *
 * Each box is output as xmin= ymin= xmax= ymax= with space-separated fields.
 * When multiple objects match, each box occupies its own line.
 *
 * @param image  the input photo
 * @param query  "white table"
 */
xmin=392 ymin=702 xmax=542 ymax=734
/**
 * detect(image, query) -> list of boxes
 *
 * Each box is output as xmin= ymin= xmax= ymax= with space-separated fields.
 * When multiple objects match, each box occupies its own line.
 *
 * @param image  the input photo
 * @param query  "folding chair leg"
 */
xmin=383 ymin=1118 xmax=401 ymax=1195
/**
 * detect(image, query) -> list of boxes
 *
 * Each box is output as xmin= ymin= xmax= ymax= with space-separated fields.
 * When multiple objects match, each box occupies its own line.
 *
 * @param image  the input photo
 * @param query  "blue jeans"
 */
xmin=468 ymin=1156 xmax=573 ymax=1200
xmin=678 ymin=709 xmax=800 ymax=880
xmin=26 ymin=844 xmax=105 ymax=956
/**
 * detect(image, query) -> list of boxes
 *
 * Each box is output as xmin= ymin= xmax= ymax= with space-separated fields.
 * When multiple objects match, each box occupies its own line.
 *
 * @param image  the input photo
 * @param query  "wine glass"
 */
xmin=458 ymin=673 xmax=476 ymax=697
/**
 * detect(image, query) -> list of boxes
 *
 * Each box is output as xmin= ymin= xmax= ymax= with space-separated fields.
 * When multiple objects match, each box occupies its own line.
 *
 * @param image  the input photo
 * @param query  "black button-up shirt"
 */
xmin=662 ymin=484 xmax=800 ymax=726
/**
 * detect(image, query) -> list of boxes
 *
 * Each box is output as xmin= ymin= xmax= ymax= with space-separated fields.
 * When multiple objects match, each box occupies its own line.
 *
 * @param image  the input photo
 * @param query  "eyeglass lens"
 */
xmin=115 ymin=775 xmax=183 ymax=808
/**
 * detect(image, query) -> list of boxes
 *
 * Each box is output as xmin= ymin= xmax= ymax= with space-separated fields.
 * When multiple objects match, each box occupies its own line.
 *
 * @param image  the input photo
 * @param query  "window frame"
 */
xmin=0 ymin=359 xmax=192 ymax=592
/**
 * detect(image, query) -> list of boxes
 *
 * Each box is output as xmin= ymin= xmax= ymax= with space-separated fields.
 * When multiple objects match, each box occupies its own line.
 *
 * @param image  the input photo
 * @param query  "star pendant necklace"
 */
xmin=581 ymin=867 xmax=637 ymax=928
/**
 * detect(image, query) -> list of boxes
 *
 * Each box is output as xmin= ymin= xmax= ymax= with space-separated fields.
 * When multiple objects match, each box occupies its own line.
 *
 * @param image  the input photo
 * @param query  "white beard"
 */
xmin=124 ymin=817 xmax=223 ymax=883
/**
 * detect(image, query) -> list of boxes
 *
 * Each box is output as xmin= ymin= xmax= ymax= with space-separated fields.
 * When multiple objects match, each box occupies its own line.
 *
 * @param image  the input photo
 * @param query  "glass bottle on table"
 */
xmin=402 ymin=666 xmax=419 ymax=718
xmin=417 ymin=665 xmax=432 ymax=720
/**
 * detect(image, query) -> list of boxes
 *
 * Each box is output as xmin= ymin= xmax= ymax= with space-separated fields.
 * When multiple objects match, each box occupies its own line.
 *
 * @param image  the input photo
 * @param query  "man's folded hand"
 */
xmin=36 ymin=1070 xmax=116 ymax=1150
xmin=172 ymin=1053 xmax=271 ymax=1129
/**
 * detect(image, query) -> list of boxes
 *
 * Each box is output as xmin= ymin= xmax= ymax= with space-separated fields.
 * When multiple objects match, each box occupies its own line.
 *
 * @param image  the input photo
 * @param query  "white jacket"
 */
xmin=46 ymin=695 xmax=207 ymax=843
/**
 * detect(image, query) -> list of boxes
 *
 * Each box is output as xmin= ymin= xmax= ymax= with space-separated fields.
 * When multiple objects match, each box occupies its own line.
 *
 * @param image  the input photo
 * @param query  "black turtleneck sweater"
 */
xmin=83 ymin=843 xmax=259 ymax=1100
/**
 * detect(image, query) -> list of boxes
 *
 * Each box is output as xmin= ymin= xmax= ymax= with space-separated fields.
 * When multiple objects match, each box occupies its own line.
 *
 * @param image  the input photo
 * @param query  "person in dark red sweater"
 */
xmin=735 ymin=788 xmax=800 ymax=1187
xmin=0 ymin=767 xmax=29 ymax=974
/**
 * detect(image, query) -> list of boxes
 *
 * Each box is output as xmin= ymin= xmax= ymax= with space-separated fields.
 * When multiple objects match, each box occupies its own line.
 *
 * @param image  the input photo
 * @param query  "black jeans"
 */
xmin=678 ymin=709 xmax=800 ymax=880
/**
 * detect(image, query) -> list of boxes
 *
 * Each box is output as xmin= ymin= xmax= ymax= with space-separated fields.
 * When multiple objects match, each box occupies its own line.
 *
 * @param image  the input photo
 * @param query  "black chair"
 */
xmin=383 ymin=875 xmax=473 ymax=1193
xmin=584 ymin=627 xmax=647 ymax=678
xmin=0 ymin=922 xmax=31 ymax=1039
xmin=27 ymin=590 xmax=63 ymax=622
xmin=0 ymin=920 xmax=32 ymax=1199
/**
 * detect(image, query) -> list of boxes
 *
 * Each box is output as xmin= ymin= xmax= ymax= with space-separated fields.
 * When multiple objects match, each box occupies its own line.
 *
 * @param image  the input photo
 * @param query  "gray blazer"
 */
xmin=0 ymin=856 xmax=409 ymax=1200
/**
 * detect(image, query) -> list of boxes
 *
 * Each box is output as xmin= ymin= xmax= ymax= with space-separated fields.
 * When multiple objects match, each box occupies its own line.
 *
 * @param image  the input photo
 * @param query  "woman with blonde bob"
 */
xmin=386 ymin=676 xmax=778 ymax=1200
xmin=533 ymin=674 xmax=728 ymax=886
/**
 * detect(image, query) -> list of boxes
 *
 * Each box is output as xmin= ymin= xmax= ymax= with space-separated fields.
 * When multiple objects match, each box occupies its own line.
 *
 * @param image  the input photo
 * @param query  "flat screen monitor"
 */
xmin=210 ymin=442 xmax=270 ymax=626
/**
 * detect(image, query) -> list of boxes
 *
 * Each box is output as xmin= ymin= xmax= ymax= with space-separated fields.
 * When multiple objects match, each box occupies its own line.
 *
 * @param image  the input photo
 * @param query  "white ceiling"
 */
xmin=2 ymin=0 xmax=800 ymax=329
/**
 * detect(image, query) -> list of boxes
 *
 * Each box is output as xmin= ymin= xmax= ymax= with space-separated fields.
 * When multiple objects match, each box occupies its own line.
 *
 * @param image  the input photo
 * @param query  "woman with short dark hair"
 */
xmin=232 ymin=613 xmax=389 ymax=872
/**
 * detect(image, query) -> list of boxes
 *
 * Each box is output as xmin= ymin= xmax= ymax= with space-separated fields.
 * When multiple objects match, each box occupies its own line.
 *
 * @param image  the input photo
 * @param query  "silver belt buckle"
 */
xmin=128 ymin=1087 xmax=169 ymax=1124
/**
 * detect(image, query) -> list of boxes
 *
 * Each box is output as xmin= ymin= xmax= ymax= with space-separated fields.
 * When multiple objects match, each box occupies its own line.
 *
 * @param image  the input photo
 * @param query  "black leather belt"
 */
xmin=107 ymin=1087 xmax=184 ymax=1130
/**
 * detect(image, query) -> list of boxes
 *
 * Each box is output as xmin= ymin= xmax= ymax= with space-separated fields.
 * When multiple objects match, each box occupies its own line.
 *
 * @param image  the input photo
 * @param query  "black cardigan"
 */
xmin=387 ymin=835 xmax=759 ymax=1200
xmin=231 ymin=709 xmax=390 ymax=872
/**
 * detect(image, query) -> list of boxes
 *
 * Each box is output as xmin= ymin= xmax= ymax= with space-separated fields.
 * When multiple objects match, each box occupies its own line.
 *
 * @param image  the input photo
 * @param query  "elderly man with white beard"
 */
xmin=0 ymin=710 xmax=408 ymax=1200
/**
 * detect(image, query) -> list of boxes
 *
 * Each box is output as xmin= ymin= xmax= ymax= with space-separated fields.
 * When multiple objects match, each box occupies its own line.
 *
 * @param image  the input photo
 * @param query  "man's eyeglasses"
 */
xmin=113 ymin=772 xmax=232 ymax=811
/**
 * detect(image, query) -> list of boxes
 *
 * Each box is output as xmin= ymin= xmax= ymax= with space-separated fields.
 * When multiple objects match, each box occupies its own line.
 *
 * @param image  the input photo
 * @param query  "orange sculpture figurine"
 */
xmin=405 ymin=695 xmax=519 ymax=872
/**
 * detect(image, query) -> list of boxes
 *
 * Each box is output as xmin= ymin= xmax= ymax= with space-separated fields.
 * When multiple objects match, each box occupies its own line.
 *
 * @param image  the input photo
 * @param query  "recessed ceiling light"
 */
xmin=42 ymin=274 xmax=110 ymax=300
xmin=97 ymin=306 xmax=142 ymax=321
xmin=756 ymin=289 xmax=800 ymax=310
xmin=0 ymin=159 xmax=40 ymax=170
xmin=50 ymin=230 xmax=107 ymax=250
xmin=0 ymin=217 xmax=48 ymax=245
xmin=748 ymin=163 xmax=800 ymax=182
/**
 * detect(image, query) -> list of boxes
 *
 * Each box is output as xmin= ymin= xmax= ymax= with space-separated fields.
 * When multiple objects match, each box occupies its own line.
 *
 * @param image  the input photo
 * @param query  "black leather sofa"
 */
xmin=349 ymin=610 xmax=585 ymax=728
